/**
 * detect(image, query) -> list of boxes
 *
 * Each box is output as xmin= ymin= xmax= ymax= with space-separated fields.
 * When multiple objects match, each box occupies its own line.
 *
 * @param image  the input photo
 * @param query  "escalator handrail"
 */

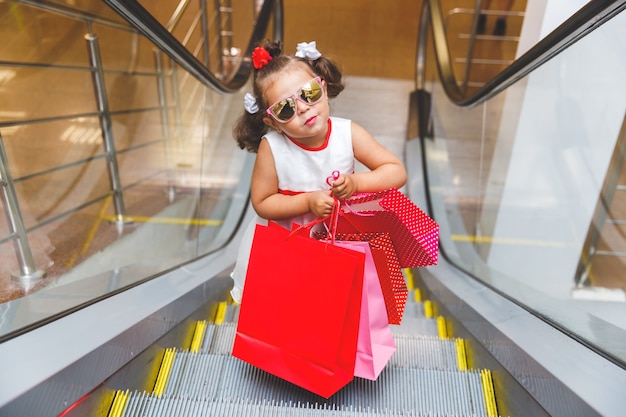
xmin=103 ymin=0 xmax=283 ymax=94
xmin=419 ymin=0 xmax=626 ymax=107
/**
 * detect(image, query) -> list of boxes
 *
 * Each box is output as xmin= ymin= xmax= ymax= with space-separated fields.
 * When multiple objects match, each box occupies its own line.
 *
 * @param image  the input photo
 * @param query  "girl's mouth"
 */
xmin=305 ymin=116 xmax=317 ymax=126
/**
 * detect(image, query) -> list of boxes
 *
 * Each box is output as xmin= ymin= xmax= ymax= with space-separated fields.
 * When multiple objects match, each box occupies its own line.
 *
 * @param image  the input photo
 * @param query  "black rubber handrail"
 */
xmin=419 ymin=0 xmax=626 ymax=107
xmin=103 ymin=0 xmax=283 ymax=93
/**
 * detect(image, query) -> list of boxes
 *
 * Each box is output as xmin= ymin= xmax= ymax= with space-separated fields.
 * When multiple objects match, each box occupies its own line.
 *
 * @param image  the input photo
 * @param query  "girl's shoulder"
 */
xmin=330 ymin=116 xmax=352 ymax=136
xmin=330 ymin=116 xmax=351 ymax=126
xmin=263 ymin=129 xmax=283 ymax=140
xmin=261 ymin=129 xmax=284 ymax=147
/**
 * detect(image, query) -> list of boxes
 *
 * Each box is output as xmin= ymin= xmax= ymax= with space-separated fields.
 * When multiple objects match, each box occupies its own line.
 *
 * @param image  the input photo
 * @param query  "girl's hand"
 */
xmin=331 ymin=174 xmax=357 ymax=200
xmin=308 ymin=190 xmax=335 ymax=217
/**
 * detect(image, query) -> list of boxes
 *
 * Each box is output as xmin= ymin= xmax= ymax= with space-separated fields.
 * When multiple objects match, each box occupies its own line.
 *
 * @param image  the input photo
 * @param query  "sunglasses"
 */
xmin=266 ymin=77 xmax=324 ymax=123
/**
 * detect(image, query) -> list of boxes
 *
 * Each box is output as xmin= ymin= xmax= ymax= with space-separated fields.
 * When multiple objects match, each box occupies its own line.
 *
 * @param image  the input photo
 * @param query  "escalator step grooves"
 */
xmin=455 ymin=338 xmax=468 ymax=371
xmin=117 ymin=353 xmax=491 ymax=416
xmin=391 ymin=335 xmax=459 ymax=369
xmin=207 ymin=322 xmax=237 ymax=354
xmin=153 ymin=348 xmax=175 ymax=396
xmin=165 ymin=352 xmax=224 ymax=398
xmin=214 ymin=302 xmax=228 ymax=324
xmin=109 ymin=390 xmax=129 ymax=417
xmin=200 ymin=323 xmax=216 ymax=352
xmin=189 ymin=321 xmax=206 ymax=352
xmin=408 ymin=300 xmax=426 ymax=317
xmin=200 ymin=322 xmax=459 ymax=371
xmin=390 ymin=316 xmax=439 ymax=336
xmin=481 ymin=370 xmax=498 ymax=417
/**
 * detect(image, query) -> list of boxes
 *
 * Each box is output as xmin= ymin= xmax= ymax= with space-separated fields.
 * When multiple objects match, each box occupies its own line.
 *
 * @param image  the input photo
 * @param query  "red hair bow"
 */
xmin=251 ymin=46 xmax=272 ymax=69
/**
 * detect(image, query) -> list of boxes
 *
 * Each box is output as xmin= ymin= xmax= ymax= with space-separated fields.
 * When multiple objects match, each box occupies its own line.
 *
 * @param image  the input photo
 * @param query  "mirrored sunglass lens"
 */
xmin=272 ymin=99 xmax=295 ymax=120
xmin=300 ymin=80 xmax=323 ymax=103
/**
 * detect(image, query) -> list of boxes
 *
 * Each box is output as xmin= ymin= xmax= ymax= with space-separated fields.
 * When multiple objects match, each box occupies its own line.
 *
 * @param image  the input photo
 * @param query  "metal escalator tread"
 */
xmin=116 ymin=354 xmax=489 ymax=416
xmin=202 ymin=322 xmax=462 ymax=371
xmin=108 ymin=281 xmax=500 ymax=417
xmin=390 ymin=316 xmax=440 ymax=337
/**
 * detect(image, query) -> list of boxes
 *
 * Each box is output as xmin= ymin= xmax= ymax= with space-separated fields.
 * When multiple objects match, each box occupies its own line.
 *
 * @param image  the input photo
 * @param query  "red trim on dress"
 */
xmin=279 ymin=189 xmax=303 ymax=195
xmin=285 ymin=118 xmax=332 ymax=151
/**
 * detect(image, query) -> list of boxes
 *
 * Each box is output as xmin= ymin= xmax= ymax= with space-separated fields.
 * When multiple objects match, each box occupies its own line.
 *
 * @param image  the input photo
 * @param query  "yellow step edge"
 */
xmin=108 ymin=389 xmax=129 ymax=417
xmin=153 ymin=348 xmax=176 ymax=397
xmin=404 ymin=268 xmax=414 ymax=289
xmin=480 ymin=369 xmax=499 ymax=417
xmin=423 ymin=300 xmax=433 ymax=318
xmin=190 ymin=321 xmax=207 ymax=353
xmin=413 ymin=287 xmax=422 ymax=302
xmin=455 ymin=338 xmax=468 ymax=371
xmin=436 ymin=316 xmax=447 ymax=338
xmin=214 ymin=301 xmax=228 ymax=324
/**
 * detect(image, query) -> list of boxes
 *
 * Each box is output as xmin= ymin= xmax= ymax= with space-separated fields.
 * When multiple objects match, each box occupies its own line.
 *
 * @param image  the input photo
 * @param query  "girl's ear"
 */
xmin=263 ymin=116 xmax=280 ymax=131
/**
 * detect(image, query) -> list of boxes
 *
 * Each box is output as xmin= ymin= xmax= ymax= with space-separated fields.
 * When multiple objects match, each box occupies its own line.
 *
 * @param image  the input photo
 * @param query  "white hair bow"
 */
xmin=295 ymin=41 xmax=322 ymax=60
xmin=244 ymin=92 xmax=259 ymax=114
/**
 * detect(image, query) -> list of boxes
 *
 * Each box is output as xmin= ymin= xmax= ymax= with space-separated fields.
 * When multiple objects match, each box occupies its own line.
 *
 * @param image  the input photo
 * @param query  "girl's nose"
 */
xmin=295 ymin=98 xmax=309 ymax=114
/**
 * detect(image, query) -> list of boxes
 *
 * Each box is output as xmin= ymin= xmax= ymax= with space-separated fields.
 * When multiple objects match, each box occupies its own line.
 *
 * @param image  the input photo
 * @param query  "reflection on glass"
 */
xmin=0 ymin=0 xmax=253 ymax=339
xmin=426 ymin=9 xmax=626 ymax=364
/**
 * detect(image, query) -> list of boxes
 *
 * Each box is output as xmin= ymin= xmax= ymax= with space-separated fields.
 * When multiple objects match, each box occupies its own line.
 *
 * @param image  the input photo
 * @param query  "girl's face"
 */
xmin=262 ymin=66 xmax=330 ymax=147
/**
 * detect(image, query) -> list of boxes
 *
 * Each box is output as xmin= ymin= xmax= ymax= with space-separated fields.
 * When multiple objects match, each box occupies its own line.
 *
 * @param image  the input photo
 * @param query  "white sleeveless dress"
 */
xmin=230 ymin=117 xmax=355 ymax=303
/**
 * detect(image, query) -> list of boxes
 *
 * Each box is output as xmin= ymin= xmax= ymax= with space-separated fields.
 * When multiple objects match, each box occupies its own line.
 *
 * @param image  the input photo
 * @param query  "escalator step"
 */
xmin=390 ymin=316 xmax=439 ymax=337
xmin=405 ymin=299 xmax=426 ymax=317
xmin=189 ymin=321 xmax=206 ymax=352
xmin=198 ymin=322 xmax=458 ymax=370
xmin=164 ymin=353 xmax=226 ymax=398
xmin=200 ymin=323 xmax=216 ymax=352
xmin=201 ymin=322 xmax=236 ymax=355
xmin=223 ymin=301 xmax=431 ymax=322
xmin=118 ymin=355 xmax=491 ymax=416
xmin=214 ymin=301 xmax=229 ymax=324
xmin=391 ymin=335 xmax=461 ymax=370
xmin=153 ymin=348 xmax=176 ymax=397
xmin=110 ymin=275 xmax=502 ymax=417
xmin=122 ymin=393 xmax=467 ymax=416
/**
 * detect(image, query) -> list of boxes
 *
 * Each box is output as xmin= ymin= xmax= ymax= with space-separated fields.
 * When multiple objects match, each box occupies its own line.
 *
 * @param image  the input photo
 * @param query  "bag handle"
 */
xmin=289 ymin=197 xmax=341 ymax=244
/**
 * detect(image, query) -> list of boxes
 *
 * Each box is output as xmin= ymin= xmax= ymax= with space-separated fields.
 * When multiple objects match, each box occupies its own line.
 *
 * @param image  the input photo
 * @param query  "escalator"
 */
xmin=1 ymin=1 xmax=626 ymax=416
xmin=103 ymin=274 xmax=498 ymax=416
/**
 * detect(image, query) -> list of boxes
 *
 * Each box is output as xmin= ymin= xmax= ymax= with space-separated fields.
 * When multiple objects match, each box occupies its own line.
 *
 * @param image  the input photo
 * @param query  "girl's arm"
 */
xmin=331 ymin=122 xmax=407 ymax=199
xmin=251 ymin=138 xmax=335 ymax=220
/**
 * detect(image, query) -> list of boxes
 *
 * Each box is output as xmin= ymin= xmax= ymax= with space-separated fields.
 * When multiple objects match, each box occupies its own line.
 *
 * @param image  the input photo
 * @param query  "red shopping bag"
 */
xmin=368 ymin=234 xmax=408 ymax=325
xmin=332 ymin=240 xmax=396 ymax=380
xmin=336 ymin=188 xmax=439 ymax=268
xmin=329 ymin=233 xmax=408 ymax=325
xmin=232 ymin=221 xmax=364 ymax=398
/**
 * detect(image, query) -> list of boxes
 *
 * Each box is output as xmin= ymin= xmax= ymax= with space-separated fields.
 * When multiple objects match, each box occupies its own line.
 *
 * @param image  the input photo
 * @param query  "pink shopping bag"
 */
xmin=333 ymin=240 xmax=396 ymax=380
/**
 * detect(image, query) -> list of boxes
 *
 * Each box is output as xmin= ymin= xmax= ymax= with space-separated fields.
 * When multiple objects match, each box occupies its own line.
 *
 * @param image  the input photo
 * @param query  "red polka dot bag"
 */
xmin=335 ymin=188 xmax=439 ymax=268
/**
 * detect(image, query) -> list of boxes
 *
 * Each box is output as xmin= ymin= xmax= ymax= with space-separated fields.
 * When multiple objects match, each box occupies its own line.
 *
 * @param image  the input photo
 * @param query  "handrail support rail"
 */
xmin=85 ymin=29 xmax=128 ymax=226
xmin=0 ymin=133 xmax=46 ymax=286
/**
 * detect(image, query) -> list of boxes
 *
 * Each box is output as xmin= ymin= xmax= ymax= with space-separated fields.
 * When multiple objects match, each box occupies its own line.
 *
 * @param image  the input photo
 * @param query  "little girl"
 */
xmin=230 ymin=40 xmax=407 ymax=303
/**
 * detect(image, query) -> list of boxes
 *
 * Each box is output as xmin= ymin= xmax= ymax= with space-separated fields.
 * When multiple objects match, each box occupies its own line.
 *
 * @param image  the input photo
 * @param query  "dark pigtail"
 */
xmin=310 ymin=56 xmax=344 ymax=98
xmin=233 ymin=110 xmax=268 ymax=152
